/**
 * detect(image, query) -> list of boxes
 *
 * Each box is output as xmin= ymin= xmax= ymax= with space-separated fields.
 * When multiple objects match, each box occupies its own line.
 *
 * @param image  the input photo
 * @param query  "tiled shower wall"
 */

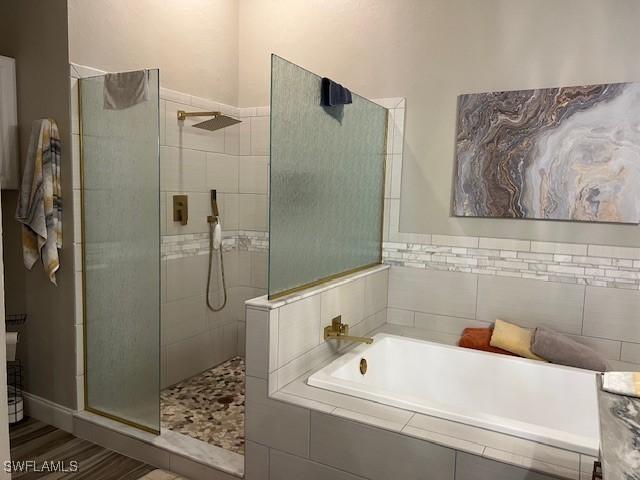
xmin=158 ymin=90 xmax=269 ymax=387
xmin=69 ymin=63 xmax=271 ymax=397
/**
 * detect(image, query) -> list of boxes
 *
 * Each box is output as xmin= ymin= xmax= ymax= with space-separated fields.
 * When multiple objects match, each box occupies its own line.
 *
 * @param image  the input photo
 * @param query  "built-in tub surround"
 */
xmin=308 ymin=333 xmax=599 ymax=455
xmin=243 ymin=265 xmax=595 ymax=479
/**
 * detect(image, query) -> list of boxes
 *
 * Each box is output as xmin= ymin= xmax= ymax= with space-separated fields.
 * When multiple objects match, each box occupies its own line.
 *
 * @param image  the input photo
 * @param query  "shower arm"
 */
xmin=177 ymin=110 xmax=222 ymax=120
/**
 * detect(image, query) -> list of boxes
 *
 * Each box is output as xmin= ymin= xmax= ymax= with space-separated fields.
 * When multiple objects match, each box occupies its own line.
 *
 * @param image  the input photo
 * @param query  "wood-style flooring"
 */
xmin=9 ymin=418 xmax=183 ymax=480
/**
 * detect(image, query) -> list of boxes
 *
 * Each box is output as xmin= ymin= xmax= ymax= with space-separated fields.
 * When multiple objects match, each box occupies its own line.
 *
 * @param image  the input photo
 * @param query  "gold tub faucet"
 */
xmin=324 ymin=316 xmax=374 ymax=344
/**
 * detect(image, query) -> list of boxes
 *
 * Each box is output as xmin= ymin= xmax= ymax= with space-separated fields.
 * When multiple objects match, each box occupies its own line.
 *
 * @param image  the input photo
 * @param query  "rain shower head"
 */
xmin=177 ymin=110 xmax=242 ymax=132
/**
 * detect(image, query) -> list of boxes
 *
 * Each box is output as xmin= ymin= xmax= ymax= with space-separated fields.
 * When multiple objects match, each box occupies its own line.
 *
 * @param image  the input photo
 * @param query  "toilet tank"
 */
xmin=0 ymin=55 xmax=18 ymax=190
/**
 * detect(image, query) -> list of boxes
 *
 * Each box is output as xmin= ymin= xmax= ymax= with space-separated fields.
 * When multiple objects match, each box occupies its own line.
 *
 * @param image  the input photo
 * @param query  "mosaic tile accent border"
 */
xmin=161 ymin=231 xmax=269 ymax=259
xmin=383 ymin=240 xmax=640 ymax=290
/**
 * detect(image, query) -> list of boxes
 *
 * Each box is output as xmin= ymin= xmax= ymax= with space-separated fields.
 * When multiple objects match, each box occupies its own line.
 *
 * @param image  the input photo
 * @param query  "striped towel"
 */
xmin=15 ymin=119 xmax=62 ymax=285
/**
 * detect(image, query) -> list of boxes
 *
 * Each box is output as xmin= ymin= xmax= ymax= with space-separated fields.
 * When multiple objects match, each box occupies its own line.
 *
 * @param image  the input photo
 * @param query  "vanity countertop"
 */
xmin=597 ymin=374 xmax=640 ymax=480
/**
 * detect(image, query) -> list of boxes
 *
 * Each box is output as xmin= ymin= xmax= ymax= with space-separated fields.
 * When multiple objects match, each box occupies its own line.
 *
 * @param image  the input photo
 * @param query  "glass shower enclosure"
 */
xmin=269 ymin=55 xmax=388 ymax=298
xmin=79 ymin=70 xmax=161 ymax=433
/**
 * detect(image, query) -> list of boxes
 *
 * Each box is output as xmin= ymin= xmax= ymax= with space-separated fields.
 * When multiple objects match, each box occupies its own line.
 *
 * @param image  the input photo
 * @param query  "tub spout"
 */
xmin=324 ymin=316 xmax=374 ymax=344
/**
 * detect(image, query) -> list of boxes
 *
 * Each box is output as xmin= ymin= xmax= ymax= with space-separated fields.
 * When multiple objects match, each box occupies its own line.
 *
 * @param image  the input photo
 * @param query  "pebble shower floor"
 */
xmin=160 ymin=357 xmax=245 ymax=454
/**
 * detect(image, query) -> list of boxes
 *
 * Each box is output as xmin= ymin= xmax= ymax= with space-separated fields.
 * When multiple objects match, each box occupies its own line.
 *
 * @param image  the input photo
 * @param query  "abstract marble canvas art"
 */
xmin=453 ymin=82 xmax=640 ymax=223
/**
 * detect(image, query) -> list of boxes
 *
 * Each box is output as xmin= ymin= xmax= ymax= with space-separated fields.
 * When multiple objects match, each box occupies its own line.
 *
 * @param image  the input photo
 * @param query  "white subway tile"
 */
xmin=392 ymin=108 xmax=404 ymax=155
xmin=246 ymin=308 xmax=270 ymax=379
xmin=205 ymin=152 xmax=239 ymax=193
xmin=239 ymin=194 xmax=268 ymax=231
xmin=547 ymin=265 xmax=584 ymax=276
xmin=70 ymin=77 xmax=79 ymax=134
xmin=402 ymin=426 xmax=484 ymax=455
xmin=479 ymin=237 xmax=530 ymax=251
xmin=413 ymin=312 xmax=490 ymax=335
xmin=162 ymin=296 xmax=207 ymax=346
xmin=390 ymin=154 xmax=402 ymax=199
xmin=476 ymin=275 xmax=584 ymax=335
xmin=245 ymin=376 xmax=310 ymax=457
xmin=277 ymin=294 xmax=322 ymax=367
xmin=387 ymin=308 xmax=415 ymax=326
xmin=620 ymin=342 xmax=640 ymax=364
xmin=409 ymin=414 xmax=579 ymax=472
xmin=269 ymin=448 xmax=361 ymax=480
xmin=159 ymin=100 xmax=166 ymax=145
xmin=238 ymin=118 xmax=251 ymax=155
xmin=482 ymin=448 xmax=579 ymax=479
xmin=531 ymin=241 xmax=587 ymax=256
xmin=245 ymin=441 xmax=269 ymax=480
xmin=309 ymin=411 xmax=455 ymax=480
xmin=250 ymin=251 xmax=268 ymax=289
xmin=250 ymin=116 xmax=270 ymax=155
xmin=224 ymin=123 xmax=240 ymax=155
xmin=364 ymin=269 xmax=389 ymax=318
xmin=218 ymin=193 xmax=239 ymax=230
xmin=239 ymin=156 xmax=269 ymax=194
xmin=72 ymin=134 xmax=81 ymax=189
xmin=584 ymin=287 xmax=640 ymax=342
xmin=386 ymin=110 xmax=395 ymax=155
xmin=160 ymin=146 xmax=207 ymax=192
xmin=165 ymin=255 xmax=208 ymax=301
xmin=431 ymin=235 xmax=479 ymax=248
xmin=165 ymin=333 xmax=215 ymax=386
xmin=388 ymin=266 xmax=477 ymax=318
xmin=388 ymin=199 xmax=400 ymax=237
xmin=588 ymin=244 xmax=640 ymax=260
xmin=333 ymin=408 xmax=405 ymax=432
xmin=568 ymin=335 xmax=621 ymax=361
xmin=321 ymin=279 xmax=365 ymax=341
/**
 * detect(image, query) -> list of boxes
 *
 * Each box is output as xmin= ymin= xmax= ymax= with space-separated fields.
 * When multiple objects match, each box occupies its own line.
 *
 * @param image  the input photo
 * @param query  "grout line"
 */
xmin=403 ymin=412 xmax=415 ymax=429
xmin=580 ymin=285 xmax=587 ymax=336
xmin=474 ymin=274 xmax=480 ymax=320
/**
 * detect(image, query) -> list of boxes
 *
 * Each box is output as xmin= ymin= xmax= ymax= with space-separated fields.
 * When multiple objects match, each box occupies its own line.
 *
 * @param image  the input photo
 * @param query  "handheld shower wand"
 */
xmin=206 ymin=190 xmax=227 ymax=312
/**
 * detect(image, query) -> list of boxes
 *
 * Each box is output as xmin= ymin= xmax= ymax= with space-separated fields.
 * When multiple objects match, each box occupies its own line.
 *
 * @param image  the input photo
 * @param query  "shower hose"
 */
xmin=206 ymin=219 xmax=227 ymax=312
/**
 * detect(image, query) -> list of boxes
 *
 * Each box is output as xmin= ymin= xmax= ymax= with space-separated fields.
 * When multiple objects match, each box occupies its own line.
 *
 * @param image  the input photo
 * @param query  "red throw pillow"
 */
xmin=458 ymin=327 xmax=518 ymax=356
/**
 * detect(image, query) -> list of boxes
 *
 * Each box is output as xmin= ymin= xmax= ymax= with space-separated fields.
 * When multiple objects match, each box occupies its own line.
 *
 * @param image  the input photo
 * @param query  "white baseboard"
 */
xmin=22 ymin=392 xmax=74 ymax=433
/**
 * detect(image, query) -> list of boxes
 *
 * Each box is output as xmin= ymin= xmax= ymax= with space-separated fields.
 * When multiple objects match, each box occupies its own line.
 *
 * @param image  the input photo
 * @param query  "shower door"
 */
xmin=80 ymin=70 xmax=160 ymax=433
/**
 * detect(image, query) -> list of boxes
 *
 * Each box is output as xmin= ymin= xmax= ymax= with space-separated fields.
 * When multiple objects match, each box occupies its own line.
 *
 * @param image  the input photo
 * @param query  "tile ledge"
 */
xmin=483 ymin=447 xmax=580 ymax=480
xmin=245 ymin=264 xmax=390 ymax=309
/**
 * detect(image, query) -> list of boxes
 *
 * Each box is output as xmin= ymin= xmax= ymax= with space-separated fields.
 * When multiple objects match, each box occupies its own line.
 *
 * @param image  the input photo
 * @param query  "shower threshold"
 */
xmin=73 ymin=410 xmax=244 ymax=478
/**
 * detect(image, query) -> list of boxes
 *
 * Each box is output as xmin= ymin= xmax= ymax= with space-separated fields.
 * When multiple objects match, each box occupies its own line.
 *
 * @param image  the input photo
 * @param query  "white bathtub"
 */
xmin=307 ymin=333 xmax=599 ymax=455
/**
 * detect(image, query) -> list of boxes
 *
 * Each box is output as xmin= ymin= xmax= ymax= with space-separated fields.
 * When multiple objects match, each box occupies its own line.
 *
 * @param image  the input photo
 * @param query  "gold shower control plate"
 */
xmin=173 ymin=195 xmax=188 ymax=225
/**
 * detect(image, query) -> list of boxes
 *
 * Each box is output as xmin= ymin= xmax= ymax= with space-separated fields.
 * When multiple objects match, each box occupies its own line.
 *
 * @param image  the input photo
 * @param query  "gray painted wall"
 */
xmin=238 ymin=0 xmax=640 ymax=247
xmin=0 ymin=0 xmax=76 ymax=409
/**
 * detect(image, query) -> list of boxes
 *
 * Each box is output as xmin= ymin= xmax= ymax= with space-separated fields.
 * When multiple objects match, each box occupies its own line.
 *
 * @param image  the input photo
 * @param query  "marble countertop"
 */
xmin=597 ymin=374 xmax=640 ymax=480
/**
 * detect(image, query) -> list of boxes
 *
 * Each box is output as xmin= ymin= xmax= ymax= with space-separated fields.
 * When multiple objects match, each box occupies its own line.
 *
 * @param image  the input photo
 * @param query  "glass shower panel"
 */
xmin=269 ymin=55 xmax=387 ymax=298
xmin=80 ymin=70 xmax=160 ymax=433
